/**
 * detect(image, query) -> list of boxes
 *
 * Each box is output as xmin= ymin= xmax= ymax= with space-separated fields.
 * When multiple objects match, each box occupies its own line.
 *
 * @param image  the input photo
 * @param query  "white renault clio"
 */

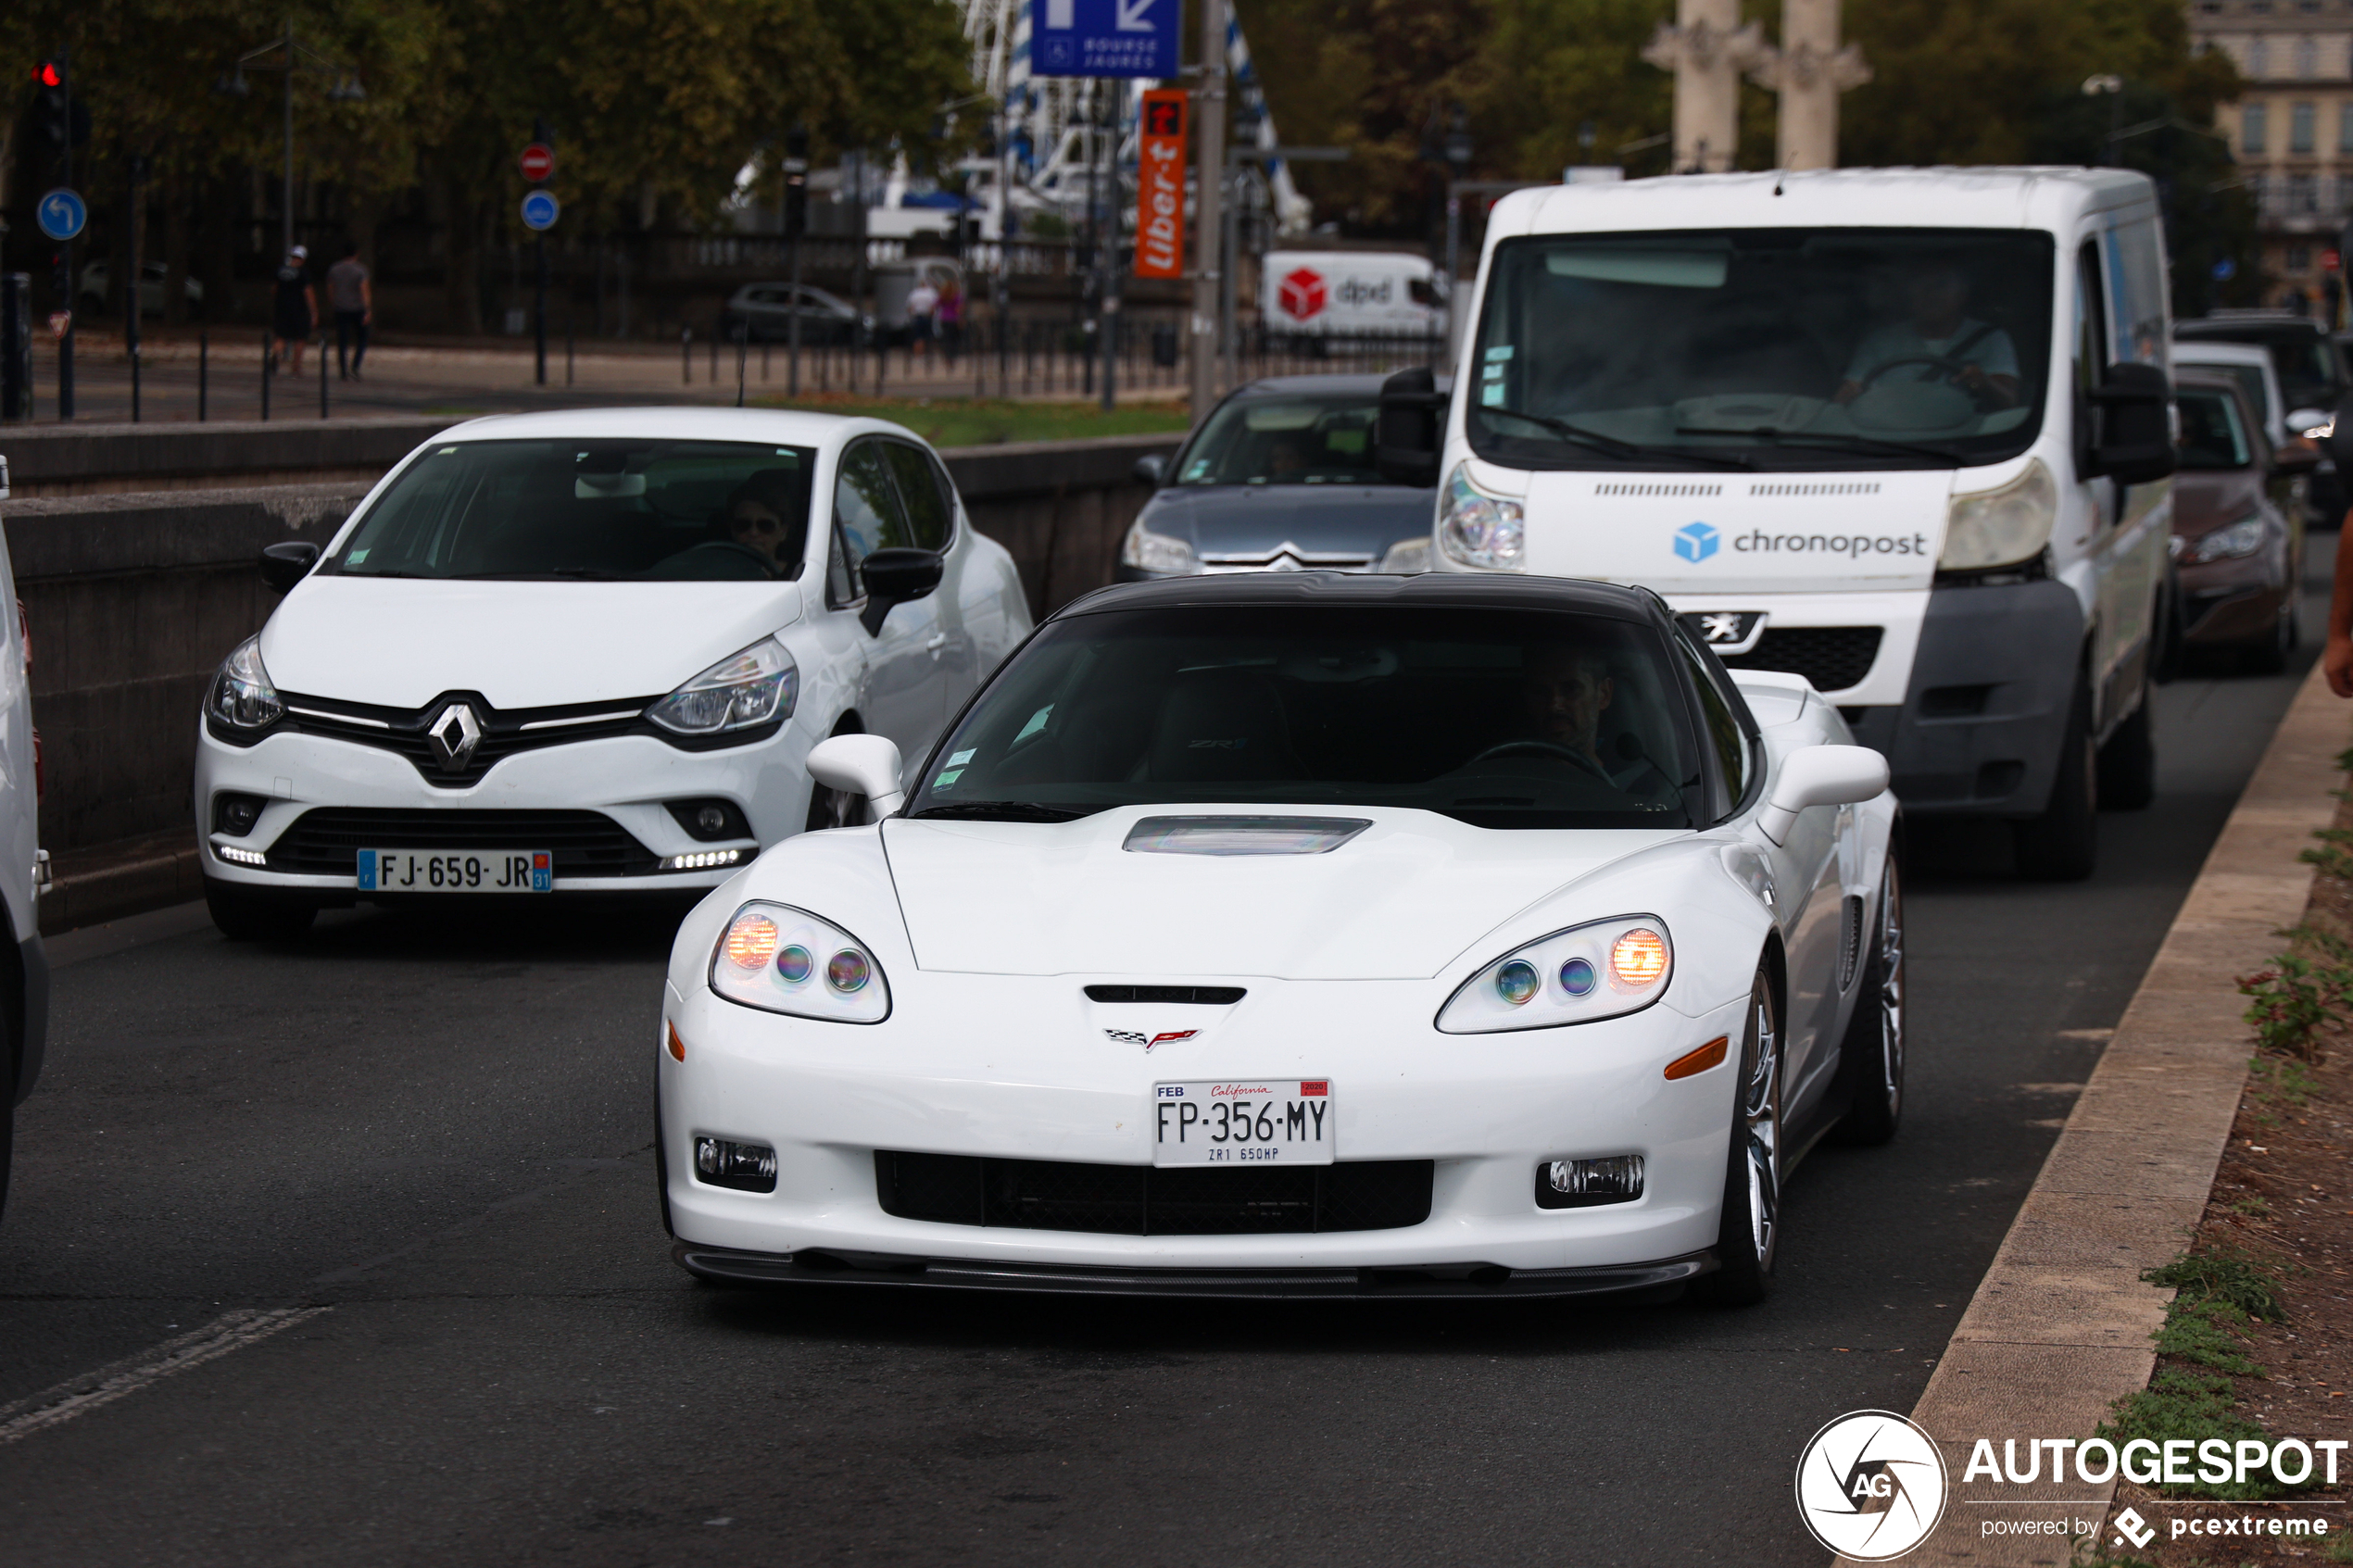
xmin=193 ymin=408 xmax=1029 ymax=938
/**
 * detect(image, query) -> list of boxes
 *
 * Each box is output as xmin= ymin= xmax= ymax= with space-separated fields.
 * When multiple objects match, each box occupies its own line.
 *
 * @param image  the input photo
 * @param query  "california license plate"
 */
xmin=358 ymin=849 xmax=552 ymax=893
xmin=1152 ymin=1080 xmax=1334 ymax=1167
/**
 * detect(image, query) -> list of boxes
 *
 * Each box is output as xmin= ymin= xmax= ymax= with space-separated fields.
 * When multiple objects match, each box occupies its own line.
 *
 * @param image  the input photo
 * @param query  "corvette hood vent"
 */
xmin=883 ymin=807 xmax=1678 ymax=980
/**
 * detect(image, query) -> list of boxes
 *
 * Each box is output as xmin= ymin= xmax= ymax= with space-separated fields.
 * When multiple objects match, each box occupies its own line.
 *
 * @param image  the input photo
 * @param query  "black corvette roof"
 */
xmin=1050 ymin=570 xmax=1667 ymax=625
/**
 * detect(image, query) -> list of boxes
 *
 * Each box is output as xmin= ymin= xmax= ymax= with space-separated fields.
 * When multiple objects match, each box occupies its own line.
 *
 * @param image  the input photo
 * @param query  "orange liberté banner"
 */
xmin=1135 ymin=88 xmax=1187 ymax=280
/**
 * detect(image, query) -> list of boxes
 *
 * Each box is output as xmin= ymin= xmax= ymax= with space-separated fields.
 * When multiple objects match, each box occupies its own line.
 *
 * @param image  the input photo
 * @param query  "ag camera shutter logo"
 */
xmin=1674 ymin=521 xmax=1720 ymax=562
xmin=1794 ymin=1410 xmax=1948 ymax=1560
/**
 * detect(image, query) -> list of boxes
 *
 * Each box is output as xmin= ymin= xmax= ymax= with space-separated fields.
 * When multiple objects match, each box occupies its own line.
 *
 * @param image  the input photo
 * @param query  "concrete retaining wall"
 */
xmin=0 ymin=433 xmax=1176 ymax=856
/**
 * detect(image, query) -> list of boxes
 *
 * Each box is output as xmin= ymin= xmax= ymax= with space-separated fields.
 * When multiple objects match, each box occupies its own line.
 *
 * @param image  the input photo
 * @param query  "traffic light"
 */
xmin=783 ymin=123 xmax=809 ymax=240
xmin=30 ymin=59 xmax=87 ymax=155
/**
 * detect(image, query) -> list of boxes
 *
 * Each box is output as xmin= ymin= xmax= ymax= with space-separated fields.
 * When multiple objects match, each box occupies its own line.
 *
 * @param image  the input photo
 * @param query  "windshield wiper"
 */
xmin=1673 ymin=425 xmax=1966 ymax=463
xmin=907 ymin=800 xmax=1096 ymax=822
xmin=1480 ymin=406 xmax=1755 ymax=470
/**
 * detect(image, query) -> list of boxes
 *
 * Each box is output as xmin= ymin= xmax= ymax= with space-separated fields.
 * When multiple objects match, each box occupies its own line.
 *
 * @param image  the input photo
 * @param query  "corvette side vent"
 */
xmin=1840 ymin=896 xmax=1866 ymax=989
xmin=1084 ymin=985 xmax=1247 ymax=1005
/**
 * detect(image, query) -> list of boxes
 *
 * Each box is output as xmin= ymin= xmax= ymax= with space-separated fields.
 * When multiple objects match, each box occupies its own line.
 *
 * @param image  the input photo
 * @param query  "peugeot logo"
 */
xmin=426 ymin=702 xmax=483 ymax=773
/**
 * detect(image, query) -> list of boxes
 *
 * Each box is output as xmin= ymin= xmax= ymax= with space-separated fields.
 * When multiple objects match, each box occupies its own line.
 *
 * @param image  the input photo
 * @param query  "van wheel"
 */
xmin=2013 ymin=678 xmax=2097 ymax=882
xmin=1694 ymin=970 xmax=1780 ymax=1307
xmin=203 ymin=877 xmax=316 ymax=941
xmin=2095 ymin=681 xmax=2157 ymax=811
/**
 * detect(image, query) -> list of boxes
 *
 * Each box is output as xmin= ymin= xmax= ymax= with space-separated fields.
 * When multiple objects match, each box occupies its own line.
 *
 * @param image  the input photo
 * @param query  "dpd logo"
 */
xmin=1674 ymin=521 xmax=1720 ymax=562
xmin=1277 ymin=268 xmax=1327 ymax=320
xmin=1794 ymin=1411 xmax=1948 ymax=1561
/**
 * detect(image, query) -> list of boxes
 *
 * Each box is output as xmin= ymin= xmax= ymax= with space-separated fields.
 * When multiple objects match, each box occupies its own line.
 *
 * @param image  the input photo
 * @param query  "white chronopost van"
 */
xmin=1382 ymin=169 xmax=2180 ymax=879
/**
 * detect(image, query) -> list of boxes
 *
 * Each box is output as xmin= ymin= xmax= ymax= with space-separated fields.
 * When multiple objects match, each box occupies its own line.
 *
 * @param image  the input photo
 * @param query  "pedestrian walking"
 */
xmin=937 ymin=277 xmax=964 ymax=366
xmin=272 ymin=245 xmax=318 ymax=376
xmin=906 ymin=275 xmax=939 ymax=359
xmin=327 ymin=240 xmax=372 ymax=381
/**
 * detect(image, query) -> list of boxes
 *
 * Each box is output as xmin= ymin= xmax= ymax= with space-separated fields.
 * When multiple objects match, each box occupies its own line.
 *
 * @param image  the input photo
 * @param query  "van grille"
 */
xmin=1719 ymin=627 xmax=1883 ymax=695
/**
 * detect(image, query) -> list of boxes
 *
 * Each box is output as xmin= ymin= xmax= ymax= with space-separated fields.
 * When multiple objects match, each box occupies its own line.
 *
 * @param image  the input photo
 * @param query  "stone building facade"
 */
xmin=2193 ymin=0 xmax=2353 ymax=311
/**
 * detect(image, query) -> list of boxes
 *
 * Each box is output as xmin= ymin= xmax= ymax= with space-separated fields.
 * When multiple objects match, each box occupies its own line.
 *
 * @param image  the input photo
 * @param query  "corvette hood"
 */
xmin=882 ymin=807 xmax=1686 ymax=980
xmin=258 ymin=577 xmax=804 ymax=709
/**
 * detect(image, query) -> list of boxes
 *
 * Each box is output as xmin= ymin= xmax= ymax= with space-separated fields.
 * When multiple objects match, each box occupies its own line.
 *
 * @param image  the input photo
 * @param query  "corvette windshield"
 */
xmin=323 ymin=439 xmax=817 ymax=582
xmin=1470 ymin=228 xmax=2056 ymax=471
xmin=906 ymin=606 xmax=1703 ymax=829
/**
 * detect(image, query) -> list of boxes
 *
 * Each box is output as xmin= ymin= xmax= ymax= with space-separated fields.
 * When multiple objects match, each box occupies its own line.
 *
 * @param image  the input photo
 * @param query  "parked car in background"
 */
xmin=75 ymin=259 xmax=204 ymax=317
xmin=718 ymin=283 xmax=871 ymax=345
xmin=2171 ymin=339 xmax=2289 ymax=449
xmin=2170 ymin=370 xmax=2317 ymax=671
xmin=0 ymin=455 xmax=48 ymax=1224
xmin=192 ymin=407 xmax=1031 ymax=940
xmin=2177 ymin=310 xmax=2347 ymax=521
xmin=1118 ymin=374 xmax=1449 ymax=580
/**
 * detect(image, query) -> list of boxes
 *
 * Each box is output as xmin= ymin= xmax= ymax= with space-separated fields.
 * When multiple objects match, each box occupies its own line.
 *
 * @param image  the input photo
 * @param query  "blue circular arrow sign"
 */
xmin=36 ymin=188 xmax=87 ymax=243
xmin=520 ymin=190 xmax=560 ymax=232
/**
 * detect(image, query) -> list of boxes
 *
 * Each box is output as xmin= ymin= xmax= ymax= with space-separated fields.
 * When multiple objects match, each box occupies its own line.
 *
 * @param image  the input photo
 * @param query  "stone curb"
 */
xmin=1841 ymin=658 xmax=2350 ymax=1566
xmin=37 ymin=834 xmax=202 ymax=938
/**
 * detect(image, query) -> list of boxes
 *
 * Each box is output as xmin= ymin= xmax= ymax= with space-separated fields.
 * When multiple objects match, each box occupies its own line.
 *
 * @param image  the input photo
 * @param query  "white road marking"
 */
xmin=0 ymin=1306 xmax=329 ymax=1446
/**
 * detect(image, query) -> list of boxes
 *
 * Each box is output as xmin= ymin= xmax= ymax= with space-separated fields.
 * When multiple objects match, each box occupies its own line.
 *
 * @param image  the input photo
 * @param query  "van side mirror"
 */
xmin=259 ymin=541 xmax=321 ymax=594
xmin=2082 ymin=363 xmax=2175 ymax=486
xmin=2326 ymin=393 xmax=2353 ymax=477
xmin=1375 ymin=367 xmax=1446 ymax=487
xmin=857 ymin=548 xmax=944 ymax=636
xmin=1132 ymin=453 xmax=1167 ymax=487
xmin=806 ymin=734 xmax=906 ymax=822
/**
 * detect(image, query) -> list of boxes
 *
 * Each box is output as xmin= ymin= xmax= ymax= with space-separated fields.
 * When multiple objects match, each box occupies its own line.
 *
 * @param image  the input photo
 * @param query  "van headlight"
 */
xmin=1437 ymin=464 xmax=1525 ymax=570
xmin=207 ymin=635 xmax=283 ymax=732
xmin=1120 ymin=521 xmax=1201 ymax=575
xmin=647 ymin=637 xmax=798 ymax=736
xmin=1436 ymin=915 xmax=1672 ymax=1034
xmin=710 ymin=901 xmax=890 ymax=1022
xmin=1939 ymin=458 xmax=2057 ymax=572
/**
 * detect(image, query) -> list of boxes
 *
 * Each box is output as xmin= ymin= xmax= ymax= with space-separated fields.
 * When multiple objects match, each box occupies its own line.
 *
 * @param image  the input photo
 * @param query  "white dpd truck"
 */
xmin=1379 ymin=168 xmax=2188 ymax=879
xmin=1262 ymin=250 xmax=1448 ymax=342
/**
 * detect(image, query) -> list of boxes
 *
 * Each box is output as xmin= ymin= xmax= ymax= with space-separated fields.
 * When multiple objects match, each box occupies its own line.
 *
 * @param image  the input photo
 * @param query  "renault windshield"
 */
xmin=1468 ymin=228 xmax=2057 ymax=471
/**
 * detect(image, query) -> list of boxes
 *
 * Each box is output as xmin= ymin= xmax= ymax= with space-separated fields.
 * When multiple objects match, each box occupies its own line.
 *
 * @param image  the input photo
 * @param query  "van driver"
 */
xmin=1834 ymin=264 xmax=2020 ymax=409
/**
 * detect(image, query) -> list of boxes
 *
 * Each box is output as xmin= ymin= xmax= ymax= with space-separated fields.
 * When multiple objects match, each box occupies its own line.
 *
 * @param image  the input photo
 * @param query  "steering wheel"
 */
xmin=1856 ymin=355 xmax=1961 ymax=390
xmin=1466 ymin=738 xmax=1616 ymax=785
xmin=670 ymin=540 xmax=778 ymax=578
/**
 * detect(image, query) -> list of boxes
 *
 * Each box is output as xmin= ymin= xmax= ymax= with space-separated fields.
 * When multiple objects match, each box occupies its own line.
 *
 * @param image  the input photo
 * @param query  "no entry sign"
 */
xmin=1134 ymin=90 xmax=1186 ymax=281
xmin=519 ymin=143 xmax=555 ymax=183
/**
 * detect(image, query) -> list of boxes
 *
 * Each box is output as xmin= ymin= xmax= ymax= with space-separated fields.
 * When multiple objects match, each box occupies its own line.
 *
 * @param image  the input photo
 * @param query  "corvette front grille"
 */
xmin=875 ymin=1152 xmax=1433 ymax=1236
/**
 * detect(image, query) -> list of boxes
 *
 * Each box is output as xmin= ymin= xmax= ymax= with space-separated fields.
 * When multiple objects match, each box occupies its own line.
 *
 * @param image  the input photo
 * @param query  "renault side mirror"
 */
xmin=2083 ymin=363 xmax=2175 ymax=487
xmin=1132 ymin=453 xmax=1168 ymax=487
xmin=806 ymin=733 xmax=906 ymax=822
xmin=1376 ymin=366 xmax=1447 ymax=487
xmin=857 ymin=548 xmax=944 ymax=635
xmin=259 ymin=541 xmax=321 ymax=594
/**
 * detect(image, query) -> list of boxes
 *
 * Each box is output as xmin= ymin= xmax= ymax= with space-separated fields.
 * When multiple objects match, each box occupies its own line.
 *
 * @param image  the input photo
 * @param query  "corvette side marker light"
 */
xmin=1664 ymin=1036 xmax=1730 ymax=1081
xmin=1536 ymin=1155 xmax=1645 ymax=1208
xmin=667 ymin=1022 xmax=686 ymax=1062
xmin=694 ymin=1137 xmax=777 ymax=1193
xmin=1610 ymin=928 xmax=1669 ymax=987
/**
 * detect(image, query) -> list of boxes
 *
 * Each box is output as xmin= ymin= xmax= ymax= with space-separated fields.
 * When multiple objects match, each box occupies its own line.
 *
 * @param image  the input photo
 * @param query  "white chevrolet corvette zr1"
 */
xmin=657 ymin=571 xmax=1900 ymax=1303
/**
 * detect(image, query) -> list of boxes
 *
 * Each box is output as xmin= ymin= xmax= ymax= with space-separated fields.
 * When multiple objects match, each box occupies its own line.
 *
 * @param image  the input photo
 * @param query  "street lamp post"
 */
xmin=2082 ymin=75 xmax=2125 ymax=167
xmin=219 ymin=19 xmax=364 ymax=269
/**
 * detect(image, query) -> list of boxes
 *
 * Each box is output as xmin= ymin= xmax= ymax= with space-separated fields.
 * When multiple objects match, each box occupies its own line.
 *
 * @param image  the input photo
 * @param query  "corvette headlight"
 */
xmin=648 ymin=636 xmax=798 ymax=736
xmin=1939 ymin=458 xmax=2056 ymax=572
xmin=1120 ymin=521 xmax=1200 ymax=575
xmin=709 ymin=901 xmax=889 ymax=1023
xmin=2183 ymin=513 xmax=2266 ymax=564
xmin=1436 ymin=915 xmax=1673 ymax=1034
xmin=207 ymin=634 xmax=283 ymax=731
xmin=1437 ymin=464 xmax=1524 ymax=571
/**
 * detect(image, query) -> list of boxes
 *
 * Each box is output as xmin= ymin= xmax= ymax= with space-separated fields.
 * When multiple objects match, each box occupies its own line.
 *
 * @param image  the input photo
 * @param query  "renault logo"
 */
xmin=426 ymin=702 xmax=483 ymax=773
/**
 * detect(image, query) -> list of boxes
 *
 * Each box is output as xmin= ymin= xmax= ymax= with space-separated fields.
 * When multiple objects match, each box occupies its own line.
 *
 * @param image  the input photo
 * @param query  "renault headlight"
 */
xmin=1437 ymin=464 xmax=1525 ymax=570
xmin=207 ymin=634 xmax=283 ymax=731
xmin=710 ymin=901 xmax=890 ymax=1023
xmin=2183 ymin=513 xmax=2266 ymax=564
xmin=1939 ymin=458 xmax=2057 ymax=572
xmin=648 ymin=636 xmax=798 ymax=736
xmin=1120 ymin=521 xmax=1201 ymax=575
xmin=1436 ymin=915 xmax=1672 ymax=1034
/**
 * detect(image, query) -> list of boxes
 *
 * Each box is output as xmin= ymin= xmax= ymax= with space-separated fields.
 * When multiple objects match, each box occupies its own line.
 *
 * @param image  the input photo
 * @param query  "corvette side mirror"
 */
xmin=259 ymin=541 xmax=321 ymax=594
xmin=807 ymin=734 xmax=906 ymax=822
xmin=1756 ymin=745 xmax=1888 ymax=847
xmin=857 ymin=547 xmax=944 ymax=635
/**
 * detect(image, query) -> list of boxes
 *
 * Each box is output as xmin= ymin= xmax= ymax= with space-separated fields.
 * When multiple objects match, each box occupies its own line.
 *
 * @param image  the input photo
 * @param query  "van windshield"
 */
xmin=1470 ymin=228 xmax=2057 ymax=471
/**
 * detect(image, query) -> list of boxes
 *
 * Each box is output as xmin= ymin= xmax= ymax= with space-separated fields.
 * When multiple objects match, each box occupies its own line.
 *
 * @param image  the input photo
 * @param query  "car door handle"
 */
xmin=925 ymin=633 xmax=948 ymax=651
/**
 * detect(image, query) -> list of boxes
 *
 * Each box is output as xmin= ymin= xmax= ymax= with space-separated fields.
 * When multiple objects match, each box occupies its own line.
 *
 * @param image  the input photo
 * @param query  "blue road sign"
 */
xmin=1029 ymin=0 xmax=1176 ymax=78
xmin=36 ymin=188 xmax=86 ymax=243
xmin=520 ymin=190 xmax=560 ymax=232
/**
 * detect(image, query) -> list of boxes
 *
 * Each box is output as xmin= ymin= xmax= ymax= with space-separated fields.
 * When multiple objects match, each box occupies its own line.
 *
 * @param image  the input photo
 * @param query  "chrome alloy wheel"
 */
xmin=1740 ymin=981 xmax=1782 ymax=1270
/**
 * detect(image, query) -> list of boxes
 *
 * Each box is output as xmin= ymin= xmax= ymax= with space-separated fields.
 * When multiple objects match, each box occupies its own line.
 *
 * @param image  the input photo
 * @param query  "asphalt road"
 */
xmin=0 ymin=545 xmax=2334 ymax=1566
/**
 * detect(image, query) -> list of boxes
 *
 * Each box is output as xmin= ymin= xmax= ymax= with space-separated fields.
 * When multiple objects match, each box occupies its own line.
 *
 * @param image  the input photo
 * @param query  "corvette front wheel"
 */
xmin=1696 ymin=968 xmax=1780 ymax=1306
